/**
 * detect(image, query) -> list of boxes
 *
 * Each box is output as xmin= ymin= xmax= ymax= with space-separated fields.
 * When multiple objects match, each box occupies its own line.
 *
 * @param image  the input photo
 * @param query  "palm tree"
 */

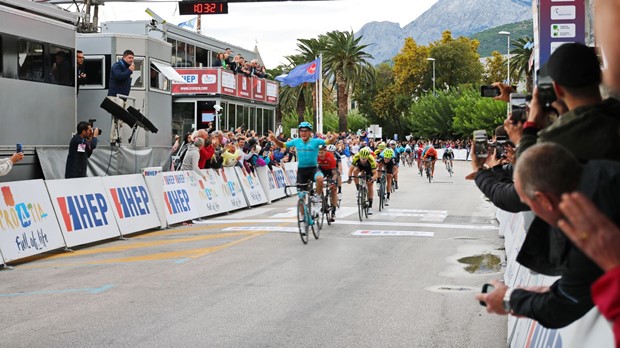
xmin=509 ymin=37 xmax=534 ymax=93
xmin=323 ymin=30 xmax=375 ymax=132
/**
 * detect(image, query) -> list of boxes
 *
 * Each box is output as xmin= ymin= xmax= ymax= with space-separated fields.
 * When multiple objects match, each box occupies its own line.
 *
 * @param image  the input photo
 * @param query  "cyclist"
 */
xmin=379 ymin=148 xmax=397 ymax=206
xmin=318 ymin=145 xmax=339 ymax=222
xmin=388 ymin=140 xmax=402 ymax=189
xmin=269 ymin=121 xmax=335 ymax=200
xmin=442 ymin=145 xmax=454 ymax=173
xmin=347 ymin=147 xmax=378 ymax=214
xmin=422 ymin=143 xmax=438 ymax=178
xmin=404 ymin=142 xmax=413 ymax=165
xmin=374 ymin=142 xmax=386 ymax=157
xmin=415 ymin=144 xmax=424 ymax=175
xmin=326 ymin=144 xmax=343 ymax=198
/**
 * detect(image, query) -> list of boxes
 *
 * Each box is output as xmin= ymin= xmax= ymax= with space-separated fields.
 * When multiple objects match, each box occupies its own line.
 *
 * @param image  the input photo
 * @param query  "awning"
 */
xmin=151 ymin=61 xmax=186 ymax=83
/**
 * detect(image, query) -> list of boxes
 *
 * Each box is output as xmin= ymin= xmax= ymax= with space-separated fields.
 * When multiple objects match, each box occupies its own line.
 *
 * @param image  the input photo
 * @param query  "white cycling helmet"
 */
xmin=326 ymin=144 xmax=337 ymax=152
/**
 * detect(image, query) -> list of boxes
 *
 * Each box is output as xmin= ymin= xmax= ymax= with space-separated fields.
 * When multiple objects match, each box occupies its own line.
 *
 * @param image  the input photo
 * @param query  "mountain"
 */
xmin=472 ymin=20 xmax=533 ymax=58
xmin=356 ymin=0 xmax=532 ymax=65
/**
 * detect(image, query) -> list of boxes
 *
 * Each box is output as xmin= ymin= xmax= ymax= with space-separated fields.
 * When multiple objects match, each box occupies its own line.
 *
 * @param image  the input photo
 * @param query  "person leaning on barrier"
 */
xmin=0 ymin=152 xmax=24 ymax=176
xmin=180 ymin=137 xmax=205 ymax=180
xmin=476 ymin=143 xmax=620 ymax=328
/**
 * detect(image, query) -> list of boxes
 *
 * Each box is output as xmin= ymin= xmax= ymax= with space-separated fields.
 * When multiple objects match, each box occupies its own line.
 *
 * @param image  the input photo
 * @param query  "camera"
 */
xmin=88 ymin=118 xmax=102 ymax=136
xmin=473 ymin=130 xmax=489 ymax=158
xmin=479 ymin=283 xmax=495 ymax=307
xmin=480 ymin=85 xmax=500 ymax=97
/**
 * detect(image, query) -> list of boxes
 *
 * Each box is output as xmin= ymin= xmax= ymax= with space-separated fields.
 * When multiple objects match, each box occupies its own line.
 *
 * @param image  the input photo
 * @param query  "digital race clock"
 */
xmin=178 ymin=1 xmax=229 ymax=15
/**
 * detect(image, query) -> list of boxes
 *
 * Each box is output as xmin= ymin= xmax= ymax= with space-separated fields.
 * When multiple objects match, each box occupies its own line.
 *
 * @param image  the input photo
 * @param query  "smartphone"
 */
xmin=479 ymin=283 xmax=495 ymax=307
xmin=473 ymin=130 xmax=488 ymax=158
xmin=480 ymin=85 xmax=500 ymax=97
xmin=16 ymin=143 xmax=22 ymax=153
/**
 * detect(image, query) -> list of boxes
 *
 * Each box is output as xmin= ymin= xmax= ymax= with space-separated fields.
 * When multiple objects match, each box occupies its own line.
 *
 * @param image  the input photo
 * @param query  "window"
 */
xmin=81 ymin=55 xmax=105 ymax=88
xmin=149 ymin=59 xmax=171 ymax=92
xmin=186 ymin=44 xmax=195 ymax=67
xmin=18 ymin=39 xmax=44 ymax=82
xmin=196 ymin=47 xmax=208 ymax=67
xmin=49 ymin=45 xmax=73 ymax=86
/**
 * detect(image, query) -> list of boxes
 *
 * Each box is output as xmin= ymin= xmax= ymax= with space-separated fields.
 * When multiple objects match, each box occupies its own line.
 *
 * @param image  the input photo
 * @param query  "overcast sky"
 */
xmin=94 ymin=0 xmax=439 ymax=68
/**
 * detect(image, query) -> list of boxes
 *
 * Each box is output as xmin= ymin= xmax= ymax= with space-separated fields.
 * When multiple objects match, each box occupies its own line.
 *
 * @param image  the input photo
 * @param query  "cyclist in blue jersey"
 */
xmin=269 ymin=121 xmax=335 ymax=196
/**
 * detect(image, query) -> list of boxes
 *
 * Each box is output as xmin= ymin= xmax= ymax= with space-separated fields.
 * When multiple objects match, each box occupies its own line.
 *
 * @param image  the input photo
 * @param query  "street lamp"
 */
xmin=426 ymin=57 xmax=436 ymax=95
xmin=499 ymin=31 xmax=510 ymax=85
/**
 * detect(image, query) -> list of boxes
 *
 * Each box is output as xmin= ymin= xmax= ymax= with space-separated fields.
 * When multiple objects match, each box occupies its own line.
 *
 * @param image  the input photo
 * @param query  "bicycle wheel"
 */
xmin=378 ymin=179 xmax=385 ymax=212
xmin=316 ymin=194 xmax=325 ymax=230
xmin=447 ymin=162 xmax=452 ymax=177
xmin=297 ymin=199 xmax=309 ymax=244
xmin=427 ymin=167 xmax=432 ymax=183
xmin=357 ymin=185 xmax=365 ymax=221
xmin=362 ymin=185 xmax=369 ymax=218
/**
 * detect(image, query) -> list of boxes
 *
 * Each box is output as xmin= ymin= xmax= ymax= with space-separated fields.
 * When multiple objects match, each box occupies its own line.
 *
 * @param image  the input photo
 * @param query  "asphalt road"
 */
xmin=0 ymin=160 xmax=507 ymax=348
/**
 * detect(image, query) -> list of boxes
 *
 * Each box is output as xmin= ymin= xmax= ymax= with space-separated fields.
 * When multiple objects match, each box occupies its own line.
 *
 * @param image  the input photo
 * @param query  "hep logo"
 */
xmin=109 ymin=186 xmax=150 ymax=219
xmin=56 ymin=194 xmax=108 ymax=232
xmin=163 ymin=189 xmax=191 ymax=215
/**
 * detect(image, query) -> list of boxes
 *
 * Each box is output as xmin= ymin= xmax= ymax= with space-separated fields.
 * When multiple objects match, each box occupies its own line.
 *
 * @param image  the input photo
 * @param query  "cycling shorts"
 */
xmin=297 ymin=167 xmax=323 ymax=188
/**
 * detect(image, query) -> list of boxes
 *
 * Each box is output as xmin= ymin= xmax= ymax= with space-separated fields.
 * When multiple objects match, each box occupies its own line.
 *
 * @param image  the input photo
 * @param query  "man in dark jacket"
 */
xmin=476 ymin=143 xmax=620 ymax=328
xmin=65 ymin=121 xmax=99 ymax=178
xmin=108 ymin=49 xmax=135 ymax=99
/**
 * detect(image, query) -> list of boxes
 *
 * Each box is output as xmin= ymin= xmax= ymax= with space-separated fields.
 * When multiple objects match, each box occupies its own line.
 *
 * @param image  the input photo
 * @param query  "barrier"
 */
xmin=0 ymin=180 xmax=66 ymax=262
xmin=142 ymin=167 xmax=167 ymax=228
xmin=161 ymin=171 xmax=201 ymax=225
xmin=235 ymin=167 xmax=268 ymax=206
xmin=221 ymin=167 xmax=249 ymax=210
xmin=283 ymin=162 xmax=298 ymax=194
xmin=46 ymin=177 xmax=121 ymax=248
xmin=497 ymin=209 xmax=615 ymax=347
xmin=256 ymin=166 xmax=287 ymax=202
xmin=102 ymin=174 xmax=160 ymax=235
xmin=196 ymin=169 xmax=235 ymax=215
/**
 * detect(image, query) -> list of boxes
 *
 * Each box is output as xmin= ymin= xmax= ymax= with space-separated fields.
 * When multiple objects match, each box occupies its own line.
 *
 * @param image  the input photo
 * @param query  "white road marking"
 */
xmin=352 ymin=230 xmax=434 ymax=237
xmin=194 ymin=219 xmax=498 ymax=230
xmin=223 ymin=226 xmax=299 ymax=233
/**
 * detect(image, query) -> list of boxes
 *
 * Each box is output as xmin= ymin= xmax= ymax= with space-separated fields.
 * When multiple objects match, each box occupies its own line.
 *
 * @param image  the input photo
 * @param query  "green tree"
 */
xmin=323 ymin=30 xmax=375 ymax=132
xmin=428 ymin=31 xmax=484 ymax=89
xmin=393 ymin=37 xmax=430 ymax=97
xmin=483 ymin=51 xmax=507 ymax=85
xmin=451 ymin=87 xmax=508 ymax=137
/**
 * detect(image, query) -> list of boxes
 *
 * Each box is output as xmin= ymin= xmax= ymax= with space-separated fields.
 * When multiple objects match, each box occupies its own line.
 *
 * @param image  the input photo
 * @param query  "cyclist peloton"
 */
xmin=317 ymin=145 xmax=339 ymax=222
xmin=422 ymin=143 xmax=438 ymax=179
xmin=442 ymin=145 xmax=454 ymax=173
xmin=378 ymin=148 xmax=397 ymax=206
xmin=347 ymin=147 xmax=378 ymax=214
xmin=269 ymin=122 xmax=335 ymax=199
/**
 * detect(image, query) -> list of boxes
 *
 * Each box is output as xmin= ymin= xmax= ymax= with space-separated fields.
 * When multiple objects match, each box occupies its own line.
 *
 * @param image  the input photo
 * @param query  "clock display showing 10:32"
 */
xmin=178 ymin=1 xmax=229 ymax=15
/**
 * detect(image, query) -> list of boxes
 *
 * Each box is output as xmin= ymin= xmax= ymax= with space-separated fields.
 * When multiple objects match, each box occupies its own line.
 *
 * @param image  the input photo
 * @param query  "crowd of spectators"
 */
xmin=212 ymin=48 xmax=267 ymax=79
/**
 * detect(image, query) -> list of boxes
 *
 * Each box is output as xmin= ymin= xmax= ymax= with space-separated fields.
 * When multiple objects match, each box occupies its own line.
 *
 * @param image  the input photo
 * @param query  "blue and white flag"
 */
xmin=275 ymin=58 xmax=321 ymax=87
xmin=178 ymin=17 xmax=197 ymax=30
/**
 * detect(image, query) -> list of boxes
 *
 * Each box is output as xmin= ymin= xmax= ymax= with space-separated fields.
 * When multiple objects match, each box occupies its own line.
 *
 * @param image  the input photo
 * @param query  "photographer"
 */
xmin=65 ymin=121 xmax=99 ymax=178
xmin=516 ymin=43 xmax=620 ymax=162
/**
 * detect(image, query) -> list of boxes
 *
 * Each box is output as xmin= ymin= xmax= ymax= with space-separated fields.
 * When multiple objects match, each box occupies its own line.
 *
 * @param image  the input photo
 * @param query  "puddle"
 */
xmin=457 ymin=253 xmax=502 ymax=274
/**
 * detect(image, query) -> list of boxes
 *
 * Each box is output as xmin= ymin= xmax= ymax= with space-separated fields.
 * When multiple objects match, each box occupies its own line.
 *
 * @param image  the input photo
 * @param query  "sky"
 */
xmin=92 ymin=0 xmax=439 ymax=68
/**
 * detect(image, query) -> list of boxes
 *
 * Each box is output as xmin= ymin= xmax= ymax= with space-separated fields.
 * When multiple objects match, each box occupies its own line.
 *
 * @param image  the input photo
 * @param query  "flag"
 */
xmin=178 ymin=17 xmax=197 ymax=30
xmin=275 ymin=58 xmax=320 ymax=87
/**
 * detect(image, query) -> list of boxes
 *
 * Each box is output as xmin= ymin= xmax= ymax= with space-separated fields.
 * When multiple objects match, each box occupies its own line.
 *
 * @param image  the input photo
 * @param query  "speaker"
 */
xmin=100 ymin=98 xmax=138 ymax=128
xmin=127 ymin=106 xmax=159 ymax=134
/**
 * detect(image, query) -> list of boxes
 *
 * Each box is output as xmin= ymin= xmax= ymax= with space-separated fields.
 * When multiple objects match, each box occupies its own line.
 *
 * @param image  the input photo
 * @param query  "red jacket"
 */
xmin=592 ymin=266 xmax=620 ymax=348
xmin=199 ymin=144 xmax=215 ymax=169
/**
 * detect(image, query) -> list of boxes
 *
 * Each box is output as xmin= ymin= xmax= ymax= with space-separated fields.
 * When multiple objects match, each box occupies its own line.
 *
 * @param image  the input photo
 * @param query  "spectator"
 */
xmin=180 ymin=137 xmax=205 ymax=180
xmin=194 ymin=129 xmax=214 ymax=169
xmin=50 ymin=50 xmax=72 ymax=86
xmin=0 ymin=152 xmax=24 ymax=176
xmin=222 ymin=141 xmax=242 ymax=167
xmin=108 ymin=49 xmax=135 ymax=101
xmin=76 ymin=50 xmax=87 ymax=94
xmin=476 ymin=143 xmax=620 ymax=328
xmin=65 ymin=121 xmax=99 ymax=179
xmin=212 ymin=53 xmax=228 ymax=69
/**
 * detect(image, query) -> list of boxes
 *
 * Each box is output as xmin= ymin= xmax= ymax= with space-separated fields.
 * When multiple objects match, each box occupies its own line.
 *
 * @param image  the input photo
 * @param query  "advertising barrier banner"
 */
xmin=265 ymin=166 xmax=288 ymax=200
xmin=194 ymin=169 xmax=234 ymax=216
xmin=220 ymin=167 xmax=248 ymax=210
xmin=102 ymin=174 xmax=160 ymax=235
xmin=46 ymin=177 xmax=121 ymax=248
xmin=142 ymin=167 xmax=166 ymax=228
xmin=161 ymin=171 xmax=200 ymax=225
xmin=283 ymin=162 xmax=298 ymax=194
xmin=235 ymin=167 xmax=267 ymax=206
xmin=0 ymin=180 xmax=66 ymax=262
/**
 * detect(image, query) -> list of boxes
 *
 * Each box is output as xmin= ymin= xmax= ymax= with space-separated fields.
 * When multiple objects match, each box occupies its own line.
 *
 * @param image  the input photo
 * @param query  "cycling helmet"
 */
xmin=383 ymin=148 xmax=395 ymax=159
xmin=389 ymin=140 xmax=396 ymax=145
xmin=377 ymin=142 xmax=387 ymax=150
xmin=298 ymin=121 xmax=313 ymax=130
xmin=358 ymin=148 xmax=372 ymax=159
xmin=326 ymin=144 xmax=337 ymax=152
